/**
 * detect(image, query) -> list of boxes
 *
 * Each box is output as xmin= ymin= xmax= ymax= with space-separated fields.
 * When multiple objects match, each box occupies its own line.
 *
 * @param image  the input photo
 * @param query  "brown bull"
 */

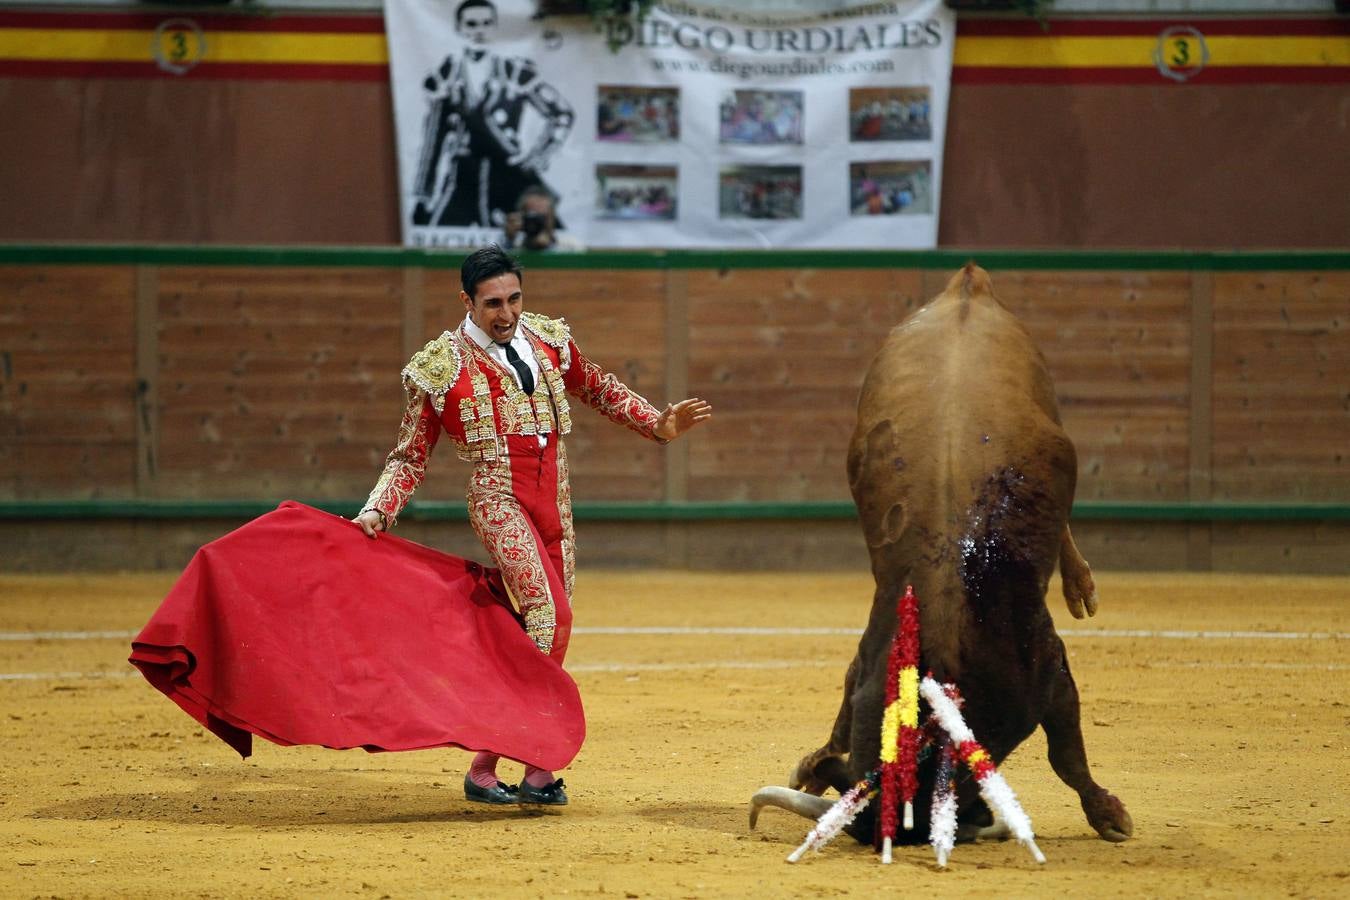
xmin=752 ymin=264 xmax=1133 ymax=848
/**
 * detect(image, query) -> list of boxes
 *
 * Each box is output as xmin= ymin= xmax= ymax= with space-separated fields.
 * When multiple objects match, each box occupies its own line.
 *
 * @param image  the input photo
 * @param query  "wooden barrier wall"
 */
xmin=1 ymin=253 xmax=1347 ymax=572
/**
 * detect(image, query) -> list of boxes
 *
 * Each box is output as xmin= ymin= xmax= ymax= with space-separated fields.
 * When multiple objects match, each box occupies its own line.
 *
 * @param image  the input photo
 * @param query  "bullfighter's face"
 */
xmin=456 ymin=7 xmax=496 ymax=46
xmin=462 ymin=273 xmax=523 ymax=344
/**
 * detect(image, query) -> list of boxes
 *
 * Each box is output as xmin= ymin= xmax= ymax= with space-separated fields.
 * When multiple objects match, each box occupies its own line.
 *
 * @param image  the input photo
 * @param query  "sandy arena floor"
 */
xmin=1 ymin=568 xmax=1347 ymax=898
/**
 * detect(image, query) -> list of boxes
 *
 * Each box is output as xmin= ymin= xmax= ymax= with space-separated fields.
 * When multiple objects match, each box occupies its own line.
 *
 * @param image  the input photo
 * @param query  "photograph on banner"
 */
xmin=595 ymin=164 xmax=679 ymax=220
xmin=394 ymin=0 xmax=576 ymax=244
xmin=849 ymin=160 xmax=932 ymax=216
xmin=719 ymin=166 xmax=803 ymax=220
xmin=386 ymin=0 xmax=954 ymax=248
xmin=719 ymin=90 xmax=804 ymax=145
xmin=598 ymin=86 xmax=681 ymax=143
xmin=849 ymin=86 xmax=932 ymax=142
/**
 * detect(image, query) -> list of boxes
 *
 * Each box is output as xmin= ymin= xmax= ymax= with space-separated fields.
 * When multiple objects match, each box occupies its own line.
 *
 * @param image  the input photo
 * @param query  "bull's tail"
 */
xmin=941 ymin=263 xmax=996 ymax=321
xmin=959 ymin=261 xmax=994 ymax=299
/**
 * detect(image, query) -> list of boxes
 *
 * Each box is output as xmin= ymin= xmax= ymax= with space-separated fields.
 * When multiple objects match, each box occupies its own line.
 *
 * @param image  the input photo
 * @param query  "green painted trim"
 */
xmin=1068 ymin=503 xmax=1350 ymax=522
xmin=0 ymin=244 xmax=1347 ymax=272
xmin=0 ymin=245 xmax=450 ymax=269
xmin=7 ymin=499 xmax=1349 ymax=523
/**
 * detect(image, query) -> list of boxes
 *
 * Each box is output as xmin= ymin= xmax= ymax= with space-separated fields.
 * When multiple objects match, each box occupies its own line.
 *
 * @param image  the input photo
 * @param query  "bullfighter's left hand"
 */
xmin=654 ymin=398 xmax=713 ymax=442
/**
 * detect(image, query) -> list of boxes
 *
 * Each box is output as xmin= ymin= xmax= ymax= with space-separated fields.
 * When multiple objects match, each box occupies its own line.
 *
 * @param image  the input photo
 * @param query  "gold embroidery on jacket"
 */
xmin=520 ymin=311 xmax=571 ymax=354
xmin=454 ymin=362 xmax=499 ymax=462
xmin=362 ymin=382 xmax=439 ymax=524
xmin=536 ymin=350 xmax=572 ymax=435
xmin=451 ymin=327 xmax=574 ymax=460
xmin=402 ymin=331 xmax=462 ymax=415
xmin=557 ymin=439 xmax=576 ymax=600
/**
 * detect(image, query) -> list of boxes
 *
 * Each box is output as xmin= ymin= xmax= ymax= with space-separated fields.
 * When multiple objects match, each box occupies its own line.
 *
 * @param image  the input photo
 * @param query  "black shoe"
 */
xmin=518 ymin=778 xmax=568 ymax=806
xmin=463 ymin=774 xmax=519 ymax=804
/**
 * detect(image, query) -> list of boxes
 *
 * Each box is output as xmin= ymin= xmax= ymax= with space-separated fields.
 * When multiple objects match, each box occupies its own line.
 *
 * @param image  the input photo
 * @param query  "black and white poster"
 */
xmin=385 ymin=0 xmax=955 ymax=249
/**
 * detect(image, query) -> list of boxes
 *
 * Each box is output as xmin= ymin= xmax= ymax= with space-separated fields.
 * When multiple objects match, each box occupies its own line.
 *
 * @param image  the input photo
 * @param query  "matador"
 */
xmin=355 ymin=245 xmax=711 ymax=807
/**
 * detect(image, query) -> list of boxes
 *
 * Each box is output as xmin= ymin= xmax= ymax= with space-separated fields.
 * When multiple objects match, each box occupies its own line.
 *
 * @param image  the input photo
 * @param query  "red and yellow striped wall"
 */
xmin=0 ymin=9 xmax=1345 ymax=83
xmin=0 ymin=10 xmax=388 ymax=80
xmin=953 ymin=17 xmax=1350 ymax=84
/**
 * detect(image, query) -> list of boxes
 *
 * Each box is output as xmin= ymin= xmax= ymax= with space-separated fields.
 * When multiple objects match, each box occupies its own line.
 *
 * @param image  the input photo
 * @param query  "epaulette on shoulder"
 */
xmin=402 ymin=331 xmax=462 ymax=397
xmin=521 ymin=312 xmax=571 ymax=351
xmin=501 ymin=55 xmax=539 ymax=86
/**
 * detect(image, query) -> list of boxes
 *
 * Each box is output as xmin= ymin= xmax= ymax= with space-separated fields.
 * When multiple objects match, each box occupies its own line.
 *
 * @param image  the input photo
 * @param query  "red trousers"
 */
xmin=467 ymin=433 xmax=574 ymax=662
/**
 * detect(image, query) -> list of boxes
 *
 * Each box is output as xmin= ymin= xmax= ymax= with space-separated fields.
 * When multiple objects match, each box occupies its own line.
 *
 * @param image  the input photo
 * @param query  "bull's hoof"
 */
xmin=1097 ymin=823 xmax=1132 ymax=843
xmin=1063 ymin=583 xmax=1098 ymax=619
xmin=1084 ymin=790 xmax=1133 ymax=842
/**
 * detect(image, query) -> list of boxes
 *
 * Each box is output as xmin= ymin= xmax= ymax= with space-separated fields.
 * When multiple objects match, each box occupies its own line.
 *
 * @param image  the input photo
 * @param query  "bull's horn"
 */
xmin=749 ymin=786 xmax=832 ymax=829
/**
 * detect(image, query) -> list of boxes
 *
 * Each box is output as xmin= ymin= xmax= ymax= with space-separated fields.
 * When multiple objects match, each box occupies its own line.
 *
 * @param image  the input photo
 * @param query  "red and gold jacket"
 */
xmin=362 ymin=312 xmax=663 ymax=524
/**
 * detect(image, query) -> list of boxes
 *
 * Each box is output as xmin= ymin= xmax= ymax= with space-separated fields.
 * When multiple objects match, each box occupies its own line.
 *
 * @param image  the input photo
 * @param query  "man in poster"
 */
xmin=410 ymin=0 xmax=575 ymax=228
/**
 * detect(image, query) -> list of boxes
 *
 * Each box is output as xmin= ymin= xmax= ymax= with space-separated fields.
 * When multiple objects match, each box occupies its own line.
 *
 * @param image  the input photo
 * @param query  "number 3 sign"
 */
xmin=1153 ymin=25 xmax=1209 ymax=83
xmin=153 ymin=18 xmax=207 ymax=76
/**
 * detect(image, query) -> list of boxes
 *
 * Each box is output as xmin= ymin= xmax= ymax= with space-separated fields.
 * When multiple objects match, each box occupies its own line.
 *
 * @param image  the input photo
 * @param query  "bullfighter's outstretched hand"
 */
xmin=653 ymin=398 xmax=713 ymax=442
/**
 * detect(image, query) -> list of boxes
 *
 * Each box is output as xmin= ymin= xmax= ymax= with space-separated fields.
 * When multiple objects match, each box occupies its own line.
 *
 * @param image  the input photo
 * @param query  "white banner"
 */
xmin=385 ymin=0 xmax=954 ymax=249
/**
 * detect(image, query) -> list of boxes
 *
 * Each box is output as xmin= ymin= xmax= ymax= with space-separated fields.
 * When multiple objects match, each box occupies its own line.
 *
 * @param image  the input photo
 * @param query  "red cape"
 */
xmin=129 ymin=501 xmax=585 ymax=771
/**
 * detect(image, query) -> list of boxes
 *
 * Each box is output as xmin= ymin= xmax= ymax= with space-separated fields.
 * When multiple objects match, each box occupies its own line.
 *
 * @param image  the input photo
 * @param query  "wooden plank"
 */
xmin=921 ymin=267 xmax=951 ymax=304
xmin=154 ymin=268 xmax=404 ymax=490
xmin=682 ymin=520 xmax=870 ymax=571
xmin=1066 ymin=522 xmax=1192 ymax=572
xmin=8 ymin=443 xmax=138 ymax=499
xmin=157 ymin=268 xmax=406 ymax=319
xmin=402 ymin=266 xmax=424 ymax=362
xmin=1210 ymin=522 xmax=1350 ymax=574
xmin=1188 ymin=271 xmax=1214 ymax=570
xmin=664 ymin=268 xmax=688 ymax=508
xmin=0 ymin=265 xmax=138 ymax=499
xmin=1210 ymin=271 xmax=1349 ymax=502
xmin=135 ymin=265 xmax=159 ymax=496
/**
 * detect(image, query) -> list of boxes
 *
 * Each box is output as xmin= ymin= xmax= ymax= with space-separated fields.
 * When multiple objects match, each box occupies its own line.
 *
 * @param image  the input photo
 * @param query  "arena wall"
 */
xmin=2 ymin=249 xmax=1346 ymax=573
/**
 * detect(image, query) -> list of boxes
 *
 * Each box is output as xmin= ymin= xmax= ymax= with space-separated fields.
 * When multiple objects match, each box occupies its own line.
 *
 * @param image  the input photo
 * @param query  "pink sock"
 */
xmin=524 ymin=765 xmax=555 ymax=788
xmin=469 ymin=752 xmax=502 ymax=789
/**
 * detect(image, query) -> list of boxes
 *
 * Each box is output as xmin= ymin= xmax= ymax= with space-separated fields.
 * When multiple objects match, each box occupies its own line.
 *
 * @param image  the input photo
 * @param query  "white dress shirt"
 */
xmin=463 ymin=313 xmax=542 ymax=393
xmin=463 ymin=313 xmax=547 ymax=446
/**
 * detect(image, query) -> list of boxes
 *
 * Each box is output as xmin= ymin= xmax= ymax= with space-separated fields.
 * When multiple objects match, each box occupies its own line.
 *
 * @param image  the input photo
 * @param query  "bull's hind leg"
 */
xmin=1059 ymin=524 xmax=1098 ymax=619
xmin=789 ymin=657 xmax=858 ymax=796
xmin=1042 ymin=651 xmax=1133 ymax=842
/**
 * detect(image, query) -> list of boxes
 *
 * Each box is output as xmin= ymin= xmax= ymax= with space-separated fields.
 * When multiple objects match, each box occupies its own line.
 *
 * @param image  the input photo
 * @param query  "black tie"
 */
xmin=498 ymin=341 xmax=535 ymax=396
